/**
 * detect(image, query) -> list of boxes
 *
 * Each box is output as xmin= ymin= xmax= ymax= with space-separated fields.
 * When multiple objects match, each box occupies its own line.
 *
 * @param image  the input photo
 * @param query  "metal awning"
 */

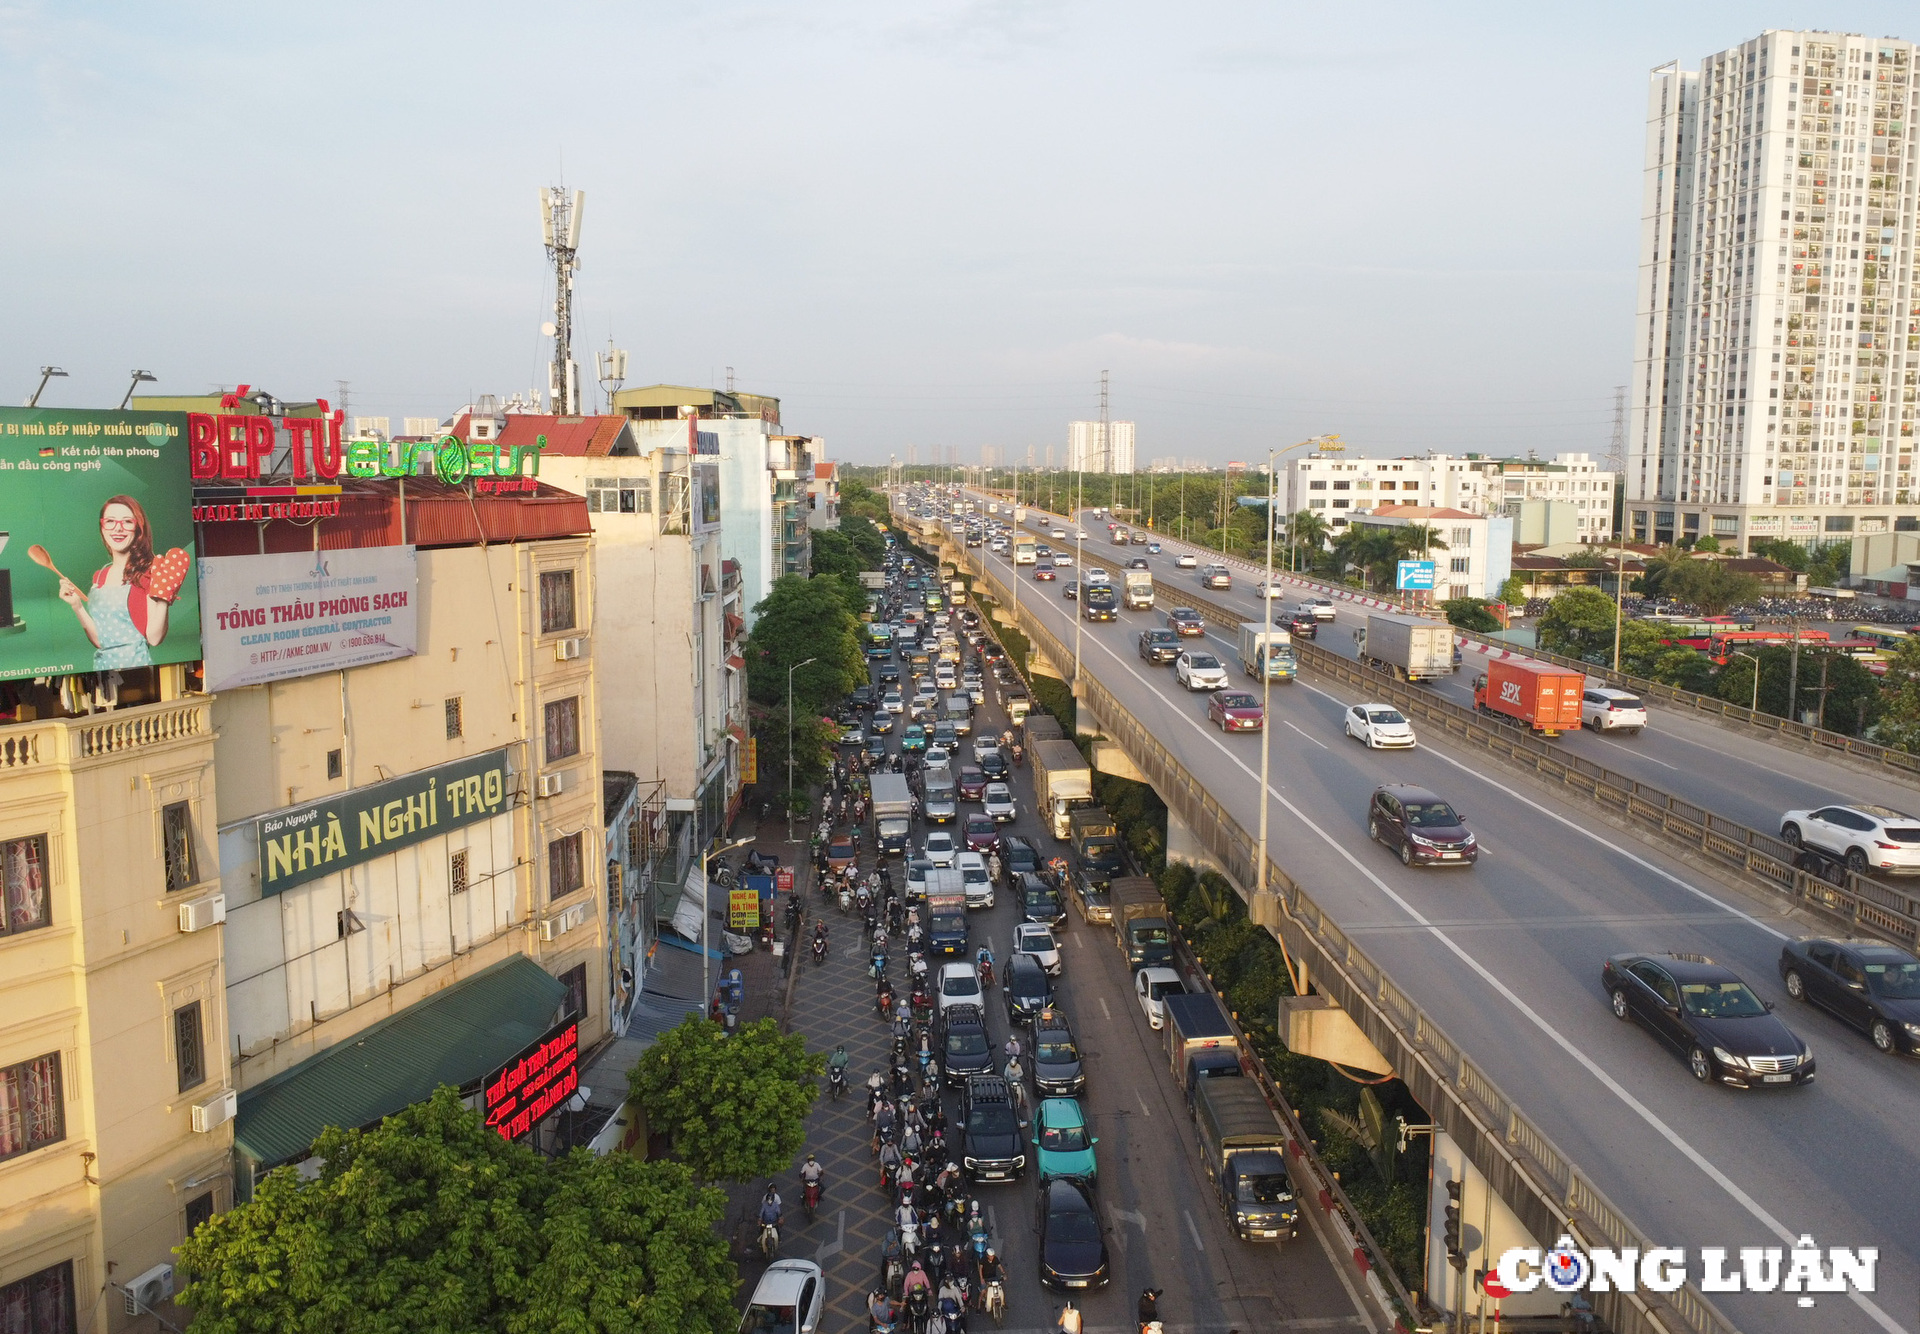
xmin=234 ymin=956 xmax=567 ymax=1168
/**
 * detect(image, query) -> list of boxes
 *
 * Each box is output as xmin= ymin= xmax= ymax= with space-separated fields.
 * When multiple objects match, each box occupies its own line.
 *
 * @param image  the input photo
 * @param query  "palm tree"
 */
xmin=1391 ymin=524 xmax=1449 ymax=561
xmin=1288 ymin=509 xmax=1329 ymax=570
xmin=1331 ymin=527 xmax=1397 ymax=590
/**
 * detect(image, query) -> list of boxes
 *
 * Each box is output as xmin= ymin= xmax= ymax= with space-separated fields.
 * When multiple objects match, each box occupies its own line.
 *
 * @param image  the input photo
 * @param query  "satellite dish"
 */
xmin=540 ymin=322 xmax=558 ymax=337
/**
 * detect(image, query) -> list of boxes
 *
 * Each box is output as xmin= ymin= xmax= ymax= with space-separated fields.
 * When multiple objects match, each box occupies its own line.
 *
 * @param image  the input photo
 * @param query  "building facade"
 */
xmin=1285 ymin=453 xmax=1614 ymax=539
xmin=1346 ymin=506 xmax=1514 ymax=600
xmin=1066 ymin=421 xmax=1136 ymax=474
xmin=1628 ymin=31 xmax=1920 ymax=552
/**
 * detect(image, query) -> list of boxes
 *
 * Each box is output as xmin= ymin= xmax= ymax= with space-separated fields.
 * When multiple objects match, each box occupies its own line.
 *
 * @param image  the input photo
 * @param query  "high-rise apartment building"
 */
xmin=1628 ymin=31 xmax=1920 ymax=552
xmin=1067 ymin=420 xmax=1136 ymax=473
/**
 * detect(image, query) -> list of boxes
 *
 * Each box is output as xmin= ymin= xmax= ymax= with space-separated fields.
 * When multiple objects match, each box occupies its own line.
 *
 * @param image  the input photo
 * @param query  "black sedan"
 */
xmin=1778 ymin=936 xmax=1920 ymax=1055
xmin=1602 ymin=952 xmax=1814 ymax=1088
xmin=998 ymin=835 xmax=1042 ymax=885
xmin=1282 ymin=611 xmax=1318 ymax=639
xmin=1029 ymin=1011 xmax=1086 ymax=1096
xmin=1366 ymin=785 xmax=1476 ymax=866
xmin=979 ymin=749 xmax=1011 ymax=781
xmin=1021 ymin=875 xmax=1068 ymax=929
xmin=1035 ymin=1177 xmax=1110 ymax=1290
xmin=1168 ymin=608 xmax=1206 ymax=637
xmin=1137 ymin=629 xmax=1181 ymax=664
xmin=1005 ymin=953 xmax=1053 ymax=1023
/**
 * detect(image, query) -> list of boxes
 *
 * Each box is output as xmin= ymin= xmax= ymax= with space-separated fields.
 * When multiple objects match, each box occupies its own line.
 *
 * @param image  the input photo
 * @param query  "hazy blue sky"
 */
xmin=4 ymin=2 xmax=1913 ymax=463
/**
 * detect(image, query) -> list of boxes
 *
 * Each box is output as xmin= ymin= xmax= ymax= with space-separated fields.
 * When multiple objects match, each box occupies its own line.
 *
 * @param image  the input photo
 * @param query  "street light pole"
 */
xmin=785 ymin=656 xmax=819 ymax=845
xmin=1073 ymin=469 xmax=1084 ymax=686
xmin=1612 ymin=540 xmax=1627 ymax=674
xmin=1257 ymin=447 xmax=1277 ymax=917
xmin=1730 ymin=650 xmax=1761 ymax=713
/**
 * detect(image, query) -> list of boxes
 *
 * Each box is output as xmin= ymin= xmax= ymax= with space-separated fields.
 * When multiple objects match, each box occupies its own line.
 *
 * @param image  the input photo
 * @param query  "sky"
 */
xmin=3 ymin=1 xmax=1915 ymax=465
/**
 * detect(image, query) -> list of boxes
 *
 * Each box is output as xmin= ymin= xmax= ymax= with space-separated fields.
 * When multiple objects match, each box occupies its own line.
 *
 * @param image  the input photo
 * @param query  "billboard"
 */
xmin=199 ymin=545 xmax=418 ymax=692
xmin=1396 ymin=560 xmax=1437 ymax=591
xmin=483 ymin=1017 xmax=580 ymax=1142
xmin=0 ymin=408 xmax=201 ymax=681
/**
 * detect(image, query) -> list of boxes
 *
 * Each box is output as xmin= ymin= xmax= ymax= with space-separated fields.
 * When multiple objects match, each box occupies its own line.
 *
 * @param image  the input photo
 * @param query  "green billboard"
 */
xmin=0 ymin=408 xmax=201 ymax=681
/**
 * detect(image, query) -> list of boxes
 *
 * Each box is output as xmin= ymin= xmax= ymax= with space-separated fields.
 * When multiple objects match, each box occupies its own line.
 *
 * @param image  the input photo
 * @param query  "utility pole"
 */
xmin=785 ymin=657 xmax=818 ymax=845
xmin=1789 ymin=619 xmax=1803 ymax=723
xmin=538 ymin=186 xmax=584 ymax=414
xmin=1256 ymin=446 xmax=1277 ymax=928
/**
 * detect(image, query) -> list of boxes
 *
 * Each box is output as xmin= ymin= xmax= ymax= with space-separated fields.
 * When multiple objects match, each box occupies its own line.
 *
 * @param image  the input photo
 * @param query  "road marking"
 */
xmin=1098 ymin=994 xmax=1111 ymax=1021
xmin=1284 ymin=719 xmax=1329 ymax=749
xmin=1111 ymin=1204 xmax=1147 ymax=1231
xmin=814 ymin=1209 xmax=846 ymax=1261
xmin=1184 ymin=1208 xmax=1206 ymax=1251
xmin=1038 ymin=601 xmax=1908 ymax=1334
xmin=1135 ymin=1088 xmax=1151 ymax=1118
xmin=1590 ymin=734 xmax=1680 ymax=770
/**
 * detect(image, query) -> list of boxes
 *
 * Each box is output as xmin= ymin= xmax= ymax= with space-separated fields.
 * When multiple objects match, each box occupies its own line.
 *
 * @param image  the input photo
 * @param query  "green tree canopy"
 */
xmin=175 ymin=1088 xmax=737 ymax=1334
xmin=1536 ymin=588 xmax=1625 ymax=662
xmin=837 ymin=514 xmax=888 ymax=566
xmin=1872 ymin=639 xmax=1920 ymax=751
xmin=1441 ymin=598 xmax=1501 ymax=633
xmin=807 ymin=528 xmax=864 ymax=579
xmin=1659 ymin=559 xmax=1761 ymax=616
xmin=628 ymin=1016 xmax=822 ymax=1183
xmin=745 ymin=575 xmax=864 ymax=714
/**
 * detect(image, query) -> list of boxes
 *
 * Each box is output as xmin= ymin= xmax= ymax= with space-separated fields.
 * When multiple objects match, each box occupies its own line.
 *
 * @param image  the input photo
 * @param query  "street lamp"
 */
xmin=1072 ymin=469 xmax=1084 ymax=685
xmin=702 ymin=834 xmax=757 ymax=1011
xmin=119 ymin=369 xmax=156 ymax=410
xmin=27 ymin=366 xmax=66 ymax=407
xmin=1256 ymin=446 xmax=1277 ymax=922
xmin=786 ymin=657 xmax=819 ymax=845
xmin=1729 ymin=650 xmax=1761 ymax=714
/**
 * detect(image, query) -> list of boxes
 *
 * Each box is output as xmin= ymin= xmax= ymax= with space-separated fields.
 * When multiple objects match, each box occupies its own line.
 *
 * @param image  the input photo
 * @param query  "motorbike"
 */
xmin=876 ymin=984 xmax=894 ymax=1020
xmin=910 ymin=984 xmax=932 ymax=1020
xmin=905 ymin=1287 xmax=931 ymax=1334
xmin=977 ymin=959 xmax=994 ymax=990
xmin=981 ymin=1279 xmax=1006 ymax=1327
xmin=869 ymin=947 xmax=889 ymax=980
xmin=803 ymin=1176 xmax=822 ymax=1223
xmin=812 ymin=935 xmax=829 ymax=967
xmin=758 ymin=1219 xmax=779 ymax=1261
xmin=839 ymin=882 xmax=854 ymax=914
xmin=828 ymin=1064 xmax=847 ymax=1101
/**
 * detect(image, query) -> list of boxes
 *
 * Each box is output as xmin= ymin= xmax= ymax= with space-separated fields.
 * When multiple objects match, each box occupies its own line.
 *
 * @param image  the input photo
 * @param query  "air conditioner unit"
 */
xmin=541 ymin=902 xmax=588 ymax=941
xmin=537 ymin=772 xmax=565 ymax=798
xmin=555 ymin=637 xmax=584 ymax=661
xmin=178 ymin=893 xmax=226 ymax=933
xmin=125 ymin=1264 xmax=175 ymax=1316
xmin=192 ymin=1089 xmax=237 ymax=1133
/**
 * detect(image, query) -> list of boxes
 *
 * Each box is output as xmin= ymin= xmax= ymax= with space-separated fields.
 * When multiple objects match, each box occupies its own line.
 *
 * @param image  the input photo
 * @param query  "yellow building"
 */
xmin=1 ymin=687 xmax=231 ymax=1334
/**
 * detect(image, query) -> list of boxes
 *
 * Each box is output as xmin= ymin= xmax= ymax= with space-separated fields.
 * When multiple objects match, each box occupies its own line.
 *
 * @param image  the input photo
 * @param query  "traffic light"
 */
xmin=1443 ymin=1178 xmax=1466 ymax=1271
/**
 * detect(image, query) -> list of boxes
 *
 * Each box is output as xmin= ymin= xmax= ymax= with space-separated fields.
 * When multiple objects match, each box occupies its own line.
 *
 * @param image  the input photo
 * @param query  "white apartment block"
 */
xmin=1284 ymin=453 xmax=1614 ymax=538
xmin=1628 ymin=30 xmax=1920 ymax=554
xmin=1346 ymin=507 xmax=1516 ymax=601
xmin=1067 ymin=420 xmax=1136 ymax=473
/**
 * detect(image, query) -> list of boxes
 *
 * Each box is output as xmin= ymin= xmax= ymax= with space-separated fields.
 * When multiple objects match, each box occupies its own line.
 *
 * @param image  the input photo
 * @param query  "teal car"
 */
xmin=902 ymin=724 xmax=928 ymax=753
xmin=1033 ymin=1098 xmax=1098 ymax=1182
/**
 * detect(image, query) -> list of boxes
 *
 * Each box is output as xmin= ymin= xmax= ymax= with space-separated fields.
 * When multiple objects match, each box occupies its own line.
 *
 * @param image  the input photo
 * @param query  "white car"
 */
xmin=1085 ymin=569 xmax=1112 ymax=586
xmin=958 ymin=851 xmax=995 ymax=907
xmin=983 ymin=782 xmax=1017 ymax=822
xmin=1307 ymin=597 xmax=1336 ymax=621
xmin=1051 ymin=528 xmax=1068 ymax=539
xmin=738 ymin=1260 xmax=825 ymax=1334
xmin=923 ymin=830 xmax=958 ymax=867
xmin=1781 ymin=803 xmax=1920 ymax=874
xmin=1052 ymin=553 xmax=1074 ymax=568
xmin=838 ymin=722 xmax=864 ymax=745
xmin=1014 ymin=922 xmax=1062 ymax=976
xmin=912 ymin=687 xmax=939 ymax=713
xmin=938 ymin=961 xmax=984 ymax=1017
xmin=1255 ymin=581 xmax=1286 ymax=599
xmin=924 ymin=744 xmax=952 ymax=772
xmin=1345 ymin=703 xmax=1416 ymax=749
xmin=1076 ymin=530 xmax=1089 ymax=540
xmin=1581 ymin=686 xmax=1648 ymax=735
xmin=972 ymin=736 xmax=1002 ymax=764
xmin=1176 ymin=651 xmax=1229 ymax=691
xmin=1134 ymin=967 xmax=1186 ymax=1030
xmin=1175 ymin=552 xmax=1199 ymax=569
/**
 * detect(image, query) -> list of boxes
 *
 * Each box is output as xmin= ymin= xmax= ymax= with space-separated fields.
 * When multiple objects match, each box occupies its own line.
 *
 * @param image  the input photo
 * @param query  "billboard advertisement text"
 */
xmin=199 ymin=546 xmax=418 ymax=692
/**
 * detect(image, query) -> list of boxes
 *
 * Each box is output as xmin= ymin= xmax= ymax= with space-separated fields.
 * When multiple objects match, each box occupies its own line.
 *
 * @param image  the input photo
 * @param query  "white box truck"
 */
xmin=1236 ymin=623 xmax=1297 ymax=682
xmin=1355 ymin=612 xmax=1454 ymax=682
xmin=1031 ymin=739 xmax=1094 ymax=841
xmin=1124 ymin=569 xmax=1155 ymax=610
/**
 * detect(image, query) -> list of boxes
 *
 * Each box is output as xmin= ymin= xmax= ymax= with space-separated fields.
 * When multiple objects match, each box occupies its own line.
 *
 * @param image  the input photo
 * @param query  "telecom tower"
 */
xmin=538 ymin=187 xmax=585 ymax=414
xmin=597 ymin=339 xmax=628 ymax=415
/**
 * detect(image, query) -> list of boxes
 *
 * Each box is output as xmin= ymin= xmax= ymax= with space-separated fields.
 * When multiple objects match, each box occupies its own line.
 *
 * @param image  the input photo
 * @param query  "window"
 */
xmin=2 ymin=835 xmax=50 ymax=937
xmin=559 ymin=963 xmax=588 ymax=1022
xmin=1332 ymin=480 xmax=1350 ymax=491
xmin=162 ymin=802 xmax=196 ymax=893
xmin=444 ymin=697 xmax=463 ymax=739
xmin=539 ymin=570 xmax=577 ymax=634
xmin=1451 ymin=527 xmax=1472 ymax=546
xmin=548 ymin=832 xmax=585 ymax=901
xmin=0 ymin=1052 xmax=64 ymax=1161
xmin=544 ymin=697 xmax=581 ymax=763
xmin=1308 ymin=480 xmax=1326 ymax=491
xmin=185 ymin=1192 xmax=215 ymax=1238
xmin=325 ymin=749 xmax=343 ymax=780
xmin=450 ymin=850 xmax=470 ymax=894
xmin=0 ymin=1260 xmax=75 ymax=1334
xmin=174 ymin=1001 xmax=205 ymax=1093
xmin=1450 ymin=557 xmax=1471 ymax=574
xmin=585 ymin=476 xmax=651 ymax=514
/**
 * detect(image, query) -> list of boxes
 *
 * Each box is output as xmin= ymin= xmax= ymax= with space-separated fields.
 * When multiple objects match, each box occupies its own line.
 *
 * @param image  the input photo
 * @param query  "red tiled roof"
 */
xmin=448 ymin=413 xmax=633 ymax=457
xmin=1365 ymin=505 xmax=1479 ymax=520
xmin=814 ymin=462 xmax=835 ymax=479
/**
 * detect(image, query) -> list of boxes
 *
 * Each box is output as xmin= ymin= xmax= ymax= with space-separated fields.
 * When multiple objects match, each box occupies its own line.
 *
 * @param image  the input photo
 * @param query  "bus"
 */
xmin=1852 ymin=625 xmax=1913 ymax=655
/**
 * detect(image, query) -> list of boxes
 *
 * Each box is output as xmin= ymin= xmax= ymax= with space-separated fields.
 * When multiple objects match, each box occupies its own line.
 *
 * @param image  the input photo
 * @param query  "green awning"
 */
xmin=235 ymin=955 xmax=567 ymax=1167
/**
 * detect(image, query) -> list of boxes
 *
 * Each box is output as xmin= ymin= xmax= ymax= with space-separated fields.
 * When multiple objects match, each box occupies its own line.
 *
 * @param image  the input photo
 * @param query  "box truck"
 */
xmin=1124 ymin=569 xmax=1155 ymax=610
xmin=1031 ymin=739 xmax=1094 ymax=840
xmin=1236 ymin=623 xmax=1297 ymax=682
xmin=1112 ymin=876 xmax=1173 ymax=968
xmin=1355 ymin=612 xmax=1455 ymax=681
xmin=1192 ymin=1077 xmax=1298 ymax=1242
xmin=1163 ymin=992 xmax=1244 ymax=1093
xmin=1473 ymin=659 xmax=1585 ymax=736
xmin=871 ymin=773 xmax=914 ymax=856
xmin=1068 ymin=807 xmax=1123 ymax=886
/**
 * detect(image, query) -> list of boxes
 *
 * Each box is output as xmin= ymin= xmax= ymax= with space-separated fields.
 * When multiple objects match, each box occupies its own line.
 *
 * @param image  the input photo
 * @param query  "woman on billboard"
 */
xmin=55 ymin=495 xmax=191 ymax=670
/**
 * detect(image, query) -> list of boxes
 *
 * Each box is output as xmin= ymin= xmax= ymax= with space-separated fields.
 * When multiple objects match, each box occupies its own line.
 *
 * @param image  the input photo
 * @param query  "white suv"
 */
xmin=958 ymin=851 xmax=994 ymax=907
xmin=1781 ymin=804 xmax=1920 ymax=875
xmin=1176 ymin=651 xmax=1228 ymax=691
xmin=1581 ymin=687 xmax=1648 ymax=735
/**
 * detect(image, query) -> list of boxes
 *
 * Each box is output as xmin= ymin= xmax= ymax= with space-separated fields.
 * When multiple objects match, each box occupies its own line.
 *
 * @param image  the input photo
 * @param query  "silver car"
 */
xmin=1015 ymin=922 xmax=1062 ymax=975
xmin=983 ymin=782 xmax=1018 ymax=822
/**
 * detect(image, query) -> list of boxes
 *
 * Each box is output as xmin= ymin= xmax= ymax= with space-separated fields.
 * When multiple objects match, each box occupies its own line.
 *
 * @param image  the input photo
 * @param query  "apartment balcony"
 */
xmin=2 ymin=697 xmax=213 ymax=773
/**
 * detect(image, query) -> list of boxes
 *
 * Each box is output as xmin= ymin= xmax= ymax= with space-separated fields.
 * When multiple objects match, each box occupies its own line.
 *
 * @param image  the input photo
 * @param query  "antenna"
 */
xmin=726 ymin=366 xmax=735 ymax=393
xmin=596 ymin=340 xmax=628 ymax=413
xmin=1608 ymin=383 xmax=1627 ymax=472
xmin=538 ymin=186 xmax=583 ymax=414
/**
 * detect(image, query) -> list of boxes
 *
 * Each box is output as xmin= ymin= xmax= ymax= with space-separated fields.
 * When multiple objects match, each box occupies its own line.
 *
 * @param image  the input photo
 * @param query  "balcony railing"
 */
xmin=1 ymin=698 xmax=211 ymax=771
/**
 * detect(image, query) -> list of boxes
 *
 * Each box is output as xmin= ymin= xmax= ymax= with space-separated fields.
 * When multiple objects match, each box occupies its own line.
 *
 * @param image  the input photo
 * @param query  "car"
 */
xmin=957 ymin=766 xmax=987 ymax=801
xmin=965 ymin=678 xmax=986 ymax=705
xmin=1036 ymin=544 xmax=1054 ymax=559
xmin=964 ymin=812 xmax=999 ymax=852
xmin=1004 ymin=951 xmax=1053 ymax=1021
xmin=870 ymin=709 xmax=896 ymax=735
xmin=982 ymin=782 xmax=1017 ymax=822
xmin=1345 ymin=703 xmax=1416 ymax=748
xmin=1253 ymin=580 xmax=1287 ymax=599
xmin=1028 ymin=1010 xmax=1086 ymax=1095
xmin=1780 ymin=803 xmax=1920 ymax=874
xmin=1134 ymin=967 xmax=1185 ymax=1029
xmin=962 ymin=1075 xmax=1026 ymax=1182
xmin=1033 ymin=1097 xmax=1100 ymax=1182
xmin=905 ymin=858 xmax=934 ymax=902
xmin=1051 ymin=528 xmax=1068 ymax=539
xmin=882 ymin=688 xmax=905 ymax=714
xmin=1209 ymin=690 xmax=1265 ymax=732
xmin=1283 ymin=611 xmax=1318 ymax=639
xmin=1147 ymin=542 xmax=1162 ymax=554
xmin=1602 ymin=951 xmax=1814 ymax=1088
xmin=1052 ymin=553 xmax=1074 ymax=569
xmin=851 ymin=684 xmax=874 ymax=708
xmin=925 ymin=744 xmax=952 ymax=773
xmin=938 ymin=961 xmax=984 ymax=1018
xmin=1137 ymin=629 xmax=1181 ymax=664
xmin=1304 ymin=597 xmax=1336 ymax=621
xmin=958 ymin=851 xmax=995 ymax=907
xmin=1168 ymin=608 xmax=1206 ymax=637
xmin=942 ymin=1004 xmax=995 ymax=1085
xmin=1176 ymin=651 xmax=1228 ymax=691
xmin=923 ymin=830 xmax=958 ymax=867
xmin=1019 ymin=874 xmax=1068 ymax=930
xmin=825 ymin=835 xmax=858 ymax=873
xmin=738 ymin=1259 xmax=825 ymax=1334
xmin=1062 ymin=581 xmax=1079 ymax=600
xmin=865 ymin=734 xmax=888 ymax=762
xmin=1035 ymin=1176 xmax=1110 ymax=1290
xmin=838 ymin=722 xmax=865 ymax=745
xmin=1367 ymin=785 xmax=1478 ymax=866
xmin=878 ymin=662 xmax=901 ymax=684
xmin=1582 ymin=687 xmax=1649 ymax=734
xmin=1200 ymin=565 xmax=1232 ymax=589
xmin=999 ymin=835 xmax=1042 ymax=885
xmin=1033 ymin=563 xmax=1057 ymax=582
xmin=979 ymin=748 xmax=1010 ymax=781
xmin=1131 ymin=531 xmax=1149 ymax=545
xmin=1778 ymin=936 xmax=1920 ymax=1054
xmin=1085 ymin=568 xmax=1111 ymax=586
xmin=901 ymin=724 xmax=928 ymax=753
xmin=1076 ymin=530 xmax=1089 ymax=540
xmin=912 ymin=685 xmax=939 ymax=712
xmin=1015 ymin=922 xmax=1063 ymax=975
xmin=1174 ymin=551 xmax=1198 ymax=568
xmin=1125 ymin=557 xmax=1150 ymax=570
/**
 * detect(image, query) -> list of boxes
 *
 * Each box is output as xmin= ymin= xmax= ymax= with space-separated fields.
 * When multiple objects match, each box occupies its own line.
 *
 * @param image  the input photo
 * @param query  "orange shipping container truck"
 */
xmin=1473 ymin=659 xmax=1584 ymax=736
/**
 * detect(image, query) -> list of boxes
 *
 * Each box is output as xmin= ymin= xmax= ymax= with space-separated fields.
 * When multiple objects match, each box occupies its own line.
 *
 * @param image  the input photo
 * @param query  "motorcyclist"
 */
xmin=829 ymin=1043 xmax=851 ymax=1079
xmin=976 ymin=1248 xmax=1007 ymax=1300
xmin=1138 ymin=1287 xmax=1164 ymax=1330
xmin=1056 ymin=1299 xmax=1083 ymax=1334
xmin=758 ymin=1184 xmax=783 ymax=1230
xmin=799 ymin=1153 xmax=824 ymax=1190
xmin=868 ymin=1290 xmax=896 ymax=1329
xmin=901 ymin=1260 xmax=934 ymax=1309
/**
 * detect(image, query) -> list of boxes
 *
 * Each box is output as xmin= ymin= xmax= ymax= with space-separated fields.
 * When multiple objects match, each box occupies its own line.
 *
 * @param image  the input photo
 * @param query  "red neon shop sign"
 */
xmin=187 ymin=387 xmax=347 ymax=481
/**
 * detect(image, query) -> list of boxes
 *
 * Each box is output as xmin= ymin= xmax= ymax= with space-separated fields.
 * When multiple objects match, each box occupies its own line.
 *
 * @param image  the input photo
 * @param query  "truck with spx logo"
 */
xmin=1473 ymin=658 xmax=1585 ymax=737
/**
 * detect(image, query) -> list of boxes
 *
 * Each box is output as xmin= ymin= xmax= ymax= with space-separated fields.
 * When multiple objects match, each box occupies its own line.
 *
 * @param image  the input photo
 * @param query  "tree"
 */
xmin=1751 ymin=538 xmax=1810 ymax=572
xmin=1288 ymin=509 xmax=1329 ymax=566
xmin=1497 ymin=573 xmax=1527 ymax=607
xmin=1442 ymin=598 xmax=1500 ymax=633
xmin=1871 ymin=639 xmax=1920 ymax=751
xmin=1660 ymin=559 xmax=1761 ymax=616
xmin=628 ymin=1015 xmax=822 ymax=1184
xmin=745 ymin=575 xmax=864 ymax=715
xmin=807 ymin=528 xmax=864 ymax=579
xmin=175 ymin=1087 xmax=737 ymax=1334
xmin=1535 ymin=588 xmax=1619 ymax=661
xmin=837 ymin=514 xmax=887 ymax=567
